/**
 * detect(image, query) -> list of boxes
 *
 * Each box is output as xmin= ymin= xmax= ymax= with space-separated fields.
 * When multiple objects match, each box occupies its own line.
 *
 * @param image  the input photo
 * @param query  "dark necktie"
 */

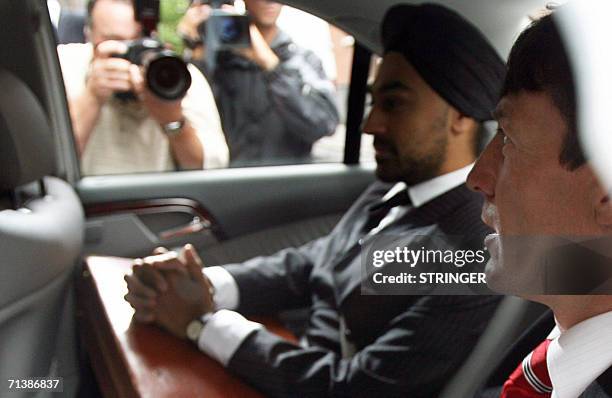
xmin=363 ymin=189 xmax=412 ymax=232
xmin=337 ymin=189 xmax=413 ymax=357
xmin=333 ymin=188 xmax=413 ymax=308
xmin=501 ymin=339 xmax=553 ymax=397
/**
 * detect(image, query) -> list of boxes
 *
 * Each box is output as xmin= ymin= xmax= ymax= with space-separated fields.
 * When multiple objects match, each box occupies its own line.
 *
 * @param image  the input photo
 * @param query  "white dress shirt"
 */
xmin=548 ymin=310 xmax=612 ymax=398
xmin=198 ymin=163 xmax=474 ymax=365
xmin=370 ymin=163 xmax=474 ymax=235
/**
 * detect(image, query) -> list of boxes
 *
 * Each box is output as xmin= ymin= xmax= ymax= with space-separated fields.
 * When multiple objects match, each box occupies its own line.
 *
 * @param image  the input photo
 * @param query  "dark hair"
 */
xmin=86 ymin=0 xmax=133 ymax=27
xmin=503 ymin=12 xmax=585 ymax=170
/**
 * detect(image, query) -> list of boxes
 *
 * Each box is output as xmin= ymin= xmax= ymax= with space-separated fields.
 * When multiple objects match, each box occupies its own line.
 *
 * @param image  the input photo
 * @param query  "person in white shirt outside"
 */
xmin=469 ymin=8 xmax=612 ymax=398
xmin=59 ymin=0 xmax=228 ymax=176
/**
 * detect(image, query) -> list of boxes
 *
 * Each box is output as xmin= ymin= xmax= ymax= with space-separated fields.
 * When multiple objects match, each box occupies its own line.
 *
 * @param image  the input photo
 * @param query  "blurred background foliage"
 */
xmin=158 ymin=0 xmax=190 ymax=54
xmin=60 ymin=0 xmax=190 ymax=54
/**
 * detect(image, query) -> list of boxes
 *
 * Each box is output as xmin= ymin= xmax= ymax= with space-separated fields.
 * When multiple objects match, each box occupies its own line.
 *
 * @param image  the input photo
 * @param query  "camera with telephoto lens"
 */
xmin=112 ymin=0 xmax=192 ymax=101
xmin=114 ymin=38 xmax=192 ymax=101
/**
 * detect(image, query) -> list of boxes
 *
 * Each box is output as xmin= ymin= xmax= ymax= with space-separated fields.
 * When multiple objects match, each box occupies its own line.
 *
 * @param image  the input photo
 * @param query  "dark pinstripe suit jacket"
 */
xmin=478 ymin=312 xmax=612 ymax=398
xmin=222 ymin=181 xmax=500 ymax=397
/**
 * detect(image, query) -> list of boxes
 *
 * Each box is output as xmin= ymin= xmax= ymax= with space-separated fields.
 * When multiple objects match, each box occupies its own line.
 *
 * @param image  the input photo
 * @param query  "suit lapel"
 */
xmin=486 ymin=314 xmax=612 ymax=397
xmin=331 ymin=184 xmax=476 ymax=308
xmin=486 ymin=311 xmax=555 ymax=387
xmin=580 ymin=366 xmax=612 ymax=397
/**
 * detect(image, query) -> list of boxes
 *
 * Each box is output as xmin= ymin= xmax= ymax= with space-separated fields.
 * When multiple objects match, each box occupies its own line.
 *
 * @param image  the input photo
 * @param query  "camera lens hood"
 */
xmin=144 ymin=50 xmax=192 ymax=101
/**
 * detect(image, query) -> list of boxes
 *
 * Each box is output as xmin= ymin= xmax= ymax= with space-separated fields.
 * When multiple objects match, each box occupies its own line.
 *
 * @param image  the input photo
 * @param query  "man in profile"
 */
xmin=178 ymin=0 xmax=339 ymax=167
xmin=125 ymin=4 xmax=506 ymax=397
xmin=468 ymin=9 xmax=612 ymax=397
xmin=59 ymin=0 xmax=229 ymax=176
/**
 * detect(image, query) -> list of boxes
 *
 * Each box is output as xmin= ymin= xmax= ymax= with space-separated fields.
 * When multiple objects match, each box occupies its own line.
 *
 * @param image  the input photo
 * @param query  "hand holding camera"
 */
xmin=178 ymin=3 xmax=213 ymax=42
xmin=114 ymin=38 xmax=192 ymax=101
xmin=86 ymin=40 xmax=133 ymax=105
xmin=179 ymin=0 xmax=279 ymax=71
xmin=128 ymin=60 xmax=185 ymax=126
xmin=236 ymin=24 xmax=279 ymax=71
xmin=85 ymin=38 xmax=191 ymax=127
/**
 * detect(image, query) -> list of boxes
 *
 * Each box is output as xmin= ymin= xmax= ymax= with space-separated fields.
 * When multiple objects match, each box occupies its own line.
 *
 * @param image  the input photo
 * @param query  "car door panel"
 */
xmin=84 ymin=197 xmax=221 ymax=258
xmin=77 ymin=163 xmax=375 ymax=259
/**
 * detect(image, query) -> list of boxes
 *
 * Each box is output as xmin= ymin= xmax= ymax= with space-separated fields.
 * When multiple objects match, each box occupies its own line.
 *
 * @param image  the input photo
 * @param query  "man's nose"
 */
xmin=362 ymin=107 xmax=386 ymax=136
xmin=467 ymin=133 xmax=503 ymax=200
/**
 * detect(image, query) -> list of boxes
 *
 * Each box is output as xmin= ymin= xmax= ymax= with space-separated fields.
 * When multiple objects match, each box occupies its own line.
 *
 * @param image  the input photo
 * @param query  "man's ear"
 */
xmin=448 ymin=108 xmax=477 ymax=137
xmin=594 ymin=178 xmax=612 ymax=228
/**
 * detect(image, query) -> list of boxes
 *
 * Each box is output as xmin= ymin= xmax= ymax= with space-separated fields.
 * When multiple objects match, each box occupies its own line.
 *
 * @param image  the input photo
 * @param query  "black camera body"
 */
xmin=194 ymin=0 xmax=251 ymax=53
xmin=195 ymin=0 xmax=251 ymax=72
xmin=114 ymin=38 xmax=192 ymax=101
xmin=201 ymin=9 xmax=251 ymax=50
xmin=112 ymin=0 xmax=191 ymax=101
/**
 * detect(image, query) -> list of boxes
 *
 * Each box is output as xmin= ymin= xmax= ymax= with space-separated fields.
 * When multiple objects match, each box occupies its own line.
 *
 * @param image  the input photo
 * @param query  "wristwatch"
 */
xmin=162 ymin=118 xmax=186 ymax=137
xmin=186 ymin=312 xmax=213 ymax=344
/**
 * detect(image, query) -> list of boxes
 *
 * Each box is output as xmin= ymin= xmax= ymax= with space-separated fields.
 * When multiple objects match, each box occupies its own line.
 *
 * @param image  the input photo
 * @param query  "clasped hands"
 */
xmin=124 ymin=244 xmax=214 ymax=339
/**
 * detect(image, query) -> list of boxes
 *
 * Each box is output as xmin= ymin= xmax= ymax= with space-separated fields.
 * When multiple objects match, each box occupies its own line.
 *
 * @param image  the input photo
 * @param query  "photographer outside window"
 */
xmin=58 ymin=0 xmax=229 ymax=176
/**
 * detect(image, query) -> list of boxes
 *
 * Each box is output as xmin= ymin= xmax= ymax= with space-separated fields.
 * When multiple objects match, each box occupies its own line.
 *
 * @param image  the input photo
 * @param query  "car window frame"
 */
xmin=46 ymin=5 xmax=375 ymax=179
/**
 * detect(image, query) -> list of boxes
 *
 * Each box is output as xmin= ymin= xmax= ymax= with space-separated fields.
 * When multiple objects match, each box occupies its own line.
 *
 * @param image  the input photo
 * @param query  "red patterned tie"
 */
xmin=501 ymin=339 xmax=553 ymax=398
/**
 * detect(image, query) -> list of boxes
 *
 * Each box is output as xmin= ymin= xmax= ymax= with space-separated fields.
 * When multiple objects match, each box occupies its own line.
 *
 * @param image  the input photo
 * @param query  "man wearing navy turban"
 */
xmin=126 ymin=4 xmax=507 ymax=397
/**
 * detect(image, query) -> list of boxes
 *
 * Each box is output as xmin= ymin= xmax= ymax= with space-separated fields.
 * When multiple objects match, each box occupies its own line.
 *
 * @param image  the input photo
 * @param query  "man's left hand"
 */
xmin=129 ymin=64 xmax=184 ymax=125
xmin=125 ymin=245 xmax=215 ymax=339
xmin=153 ymin=245 xmax=216 ymax=339
xmin=238 ymin=25 xmax=280 ymax=71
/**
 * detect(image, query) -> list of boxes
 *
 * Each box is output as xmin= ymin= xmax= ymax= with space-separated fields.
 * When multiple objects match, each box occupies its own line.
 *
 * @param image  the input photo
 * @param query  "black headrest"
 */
xmin=0 ymin=69 xmax=56 ymax=191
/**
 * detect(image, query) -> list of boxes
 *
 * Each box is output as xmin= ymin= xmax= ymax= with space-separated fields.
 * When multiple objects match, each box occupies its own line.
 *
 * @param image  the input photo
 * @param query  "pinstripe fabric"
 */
xmin=220 ymin=182 xmax=501 ymax=397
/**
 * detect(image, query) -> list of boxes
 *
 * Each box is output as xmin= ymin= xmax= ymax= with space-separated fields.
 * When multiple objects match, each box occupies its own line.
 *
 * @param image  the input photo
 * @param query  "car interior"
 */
xmin=0 ymin=0 xmax=563 ymax=397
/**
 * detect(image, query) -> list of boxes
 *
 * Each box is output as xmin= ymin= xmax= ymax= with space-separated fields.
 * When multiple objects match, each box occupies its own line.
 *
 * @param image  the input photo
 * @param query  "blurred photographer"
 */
xmin=58 ymin=0 xmax=229 ymax=176
xmin=178 ymin=0 xmax=339 ymax=167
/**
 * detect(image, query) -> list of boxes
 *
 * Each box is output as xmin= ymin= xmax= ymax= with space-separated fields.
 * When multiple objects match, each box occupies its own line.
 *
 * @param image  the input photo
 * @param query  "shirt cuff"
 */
xmin=203 ymin=266 xmax=240 ymax=310
xmin=196 ymin=309 xmax=263 ymax=366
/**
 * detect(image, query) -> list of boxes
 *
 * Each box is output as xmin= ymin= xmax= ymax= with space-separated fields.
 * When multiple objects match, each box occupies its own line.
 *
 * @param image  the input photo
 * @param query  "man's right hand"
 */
xmin=177 ymin=3 xmax=236 ymax=47
xmin=85 ymin=40 xmax=133 ymax=105
xmin=177 ymin=4 xmax=213 ymax=41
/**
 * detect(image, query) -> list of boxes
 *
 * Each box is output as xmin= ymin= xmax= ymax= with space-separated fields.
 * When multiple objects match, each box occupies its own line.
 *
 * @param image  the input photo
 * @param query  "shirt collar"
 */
xmin=548 ymin=310 xmax=612 ymax=398
xmin=383 ymin=163 xmax=473 ymax=208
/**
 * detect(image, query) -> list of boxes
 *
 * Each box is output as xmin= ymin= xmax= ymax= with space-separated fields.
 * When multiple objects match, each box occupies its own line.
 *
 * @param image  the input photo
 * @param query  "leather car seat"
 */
xmin=0 ymin=68 xmax=84 ymax=396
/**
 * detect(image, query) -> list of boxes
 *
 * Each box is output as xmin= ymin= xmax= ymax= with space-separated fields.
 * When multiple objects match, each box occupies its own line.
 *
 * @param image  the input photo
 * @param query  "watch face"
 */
xmin=186 ymin=319 xmax=204 ymax=342
xmin=163 ymin=119 xmax=185 ymax=136
xmin=166 ymin=121 xmax=182 ymax=131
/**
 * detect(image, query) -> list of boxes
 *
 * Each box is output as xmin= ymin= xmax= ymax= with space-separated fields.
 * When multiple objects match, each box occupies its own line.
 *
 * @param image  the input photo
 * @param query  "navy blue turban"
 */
xmin=382 ymin=4 xmax=506 ymax=121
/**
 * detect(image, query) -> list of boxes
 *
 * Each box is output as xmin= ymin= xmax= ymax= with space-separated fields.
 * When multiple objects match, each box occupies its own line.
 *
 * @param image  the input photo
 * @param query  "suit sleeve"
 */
xmin=264 ymin=49 xmax=340 ymax=146
xmin=227 ymin=295 xmax=500 ymax=398
xmin=221 ymin=181 xmax=388 ymax=316
xmin=222 ymin=233 xmax=332 ymax=316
